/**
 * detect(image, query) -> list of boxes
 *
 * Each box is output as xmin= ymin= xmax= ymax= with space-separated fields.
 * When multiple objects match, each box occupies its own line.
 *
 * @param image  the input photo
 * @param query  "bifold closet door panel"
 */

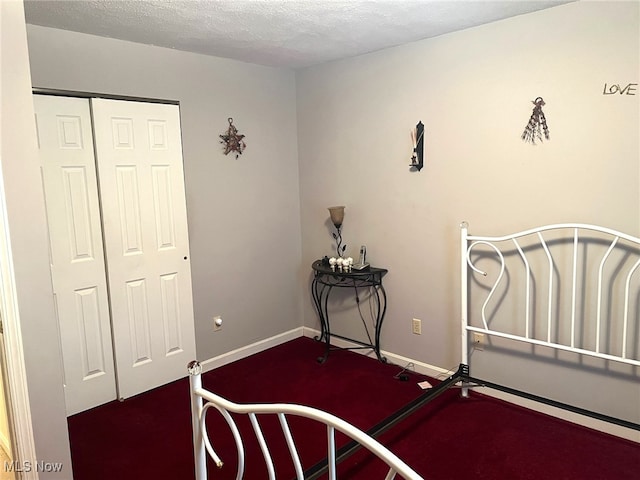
xmin=91 ymin=99 xmax=196 ymax=400
xmin=33 ymin=94 xmax=117 ymax=415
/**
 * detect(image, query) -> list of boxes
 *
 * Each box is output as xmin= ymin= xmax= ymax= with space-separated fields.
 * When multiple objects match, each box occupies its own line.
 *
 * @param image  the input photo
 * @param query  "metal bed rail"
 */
xmin=188 ymin=360 xmax=424 ymax=480
xmin=303 ymin=369 xmax=462 ymax=480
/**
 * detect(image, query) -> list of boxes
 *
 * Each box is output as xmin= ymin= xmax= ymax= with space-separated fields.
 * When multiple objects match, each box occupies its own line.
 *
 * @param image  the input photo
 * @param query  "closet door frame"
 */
xmin=33 ymin=88 xmax=178 ymax=106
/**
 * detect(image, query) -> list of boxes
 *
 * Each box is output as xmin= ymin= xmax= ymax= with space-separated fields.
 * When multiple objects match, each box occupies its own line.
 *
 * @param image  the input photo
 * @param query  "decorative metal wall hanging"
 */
xmin=410 ymin=121 xmax=424 ymax=171
xmin=219 ymin=117 xmax=246 ymax=158
xmin=521 ymin=97 xmax=550 ymax=145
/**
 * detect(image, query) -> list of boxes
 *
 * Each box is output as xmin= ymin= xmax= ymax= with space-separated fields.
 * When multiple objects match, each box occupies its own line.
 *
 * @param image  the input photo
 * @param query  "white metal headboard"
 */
xmin=460 ymin=222 xmax=640 ymax=369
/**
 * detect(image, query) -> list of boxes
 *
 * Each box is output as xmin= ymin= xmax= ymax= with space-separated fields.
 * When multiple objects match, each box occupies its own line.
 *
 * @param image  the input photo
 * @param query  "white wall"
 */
xmin=0 ymin=1 xmax=72 ymax=476
xmin=26 ymin=25 xmax=303 ymax=362
xmin=296 ymin=1 xmax=639 ymax=420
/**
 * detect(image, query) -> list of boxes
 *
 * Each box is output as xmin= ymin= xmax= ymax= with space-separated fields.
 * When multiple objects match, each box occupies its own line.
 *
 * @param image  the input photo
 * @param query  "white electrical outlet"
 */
xmin=412 ymin=318 xmax=422 ymax=335
xmin=213 ymin=315 xmax=223 ymax=332
xmin=473 ymin=332 xmax=484 ymax=350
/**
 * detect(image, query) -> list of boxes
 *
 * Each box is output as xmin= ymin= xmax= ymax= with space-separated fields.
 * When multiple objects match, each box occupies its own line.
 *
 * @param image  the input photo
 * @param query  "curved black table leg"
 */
xmin=372 ymin=284 xmax=388 ymax=363
xmin=311 ymin=278 xmax=332 ymax=364
xmin=317 ymin=285 xmax=333 ymax=363
xmin=311 ymin=278 xmax=326 ymax=342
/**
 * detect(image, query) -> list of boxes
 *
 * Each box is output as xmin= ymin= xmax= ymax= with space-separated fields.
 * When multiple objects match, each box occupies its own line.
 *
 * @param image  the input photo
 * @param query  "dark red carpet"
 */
xmin=67 ymin=337 xmax=639 ymax=479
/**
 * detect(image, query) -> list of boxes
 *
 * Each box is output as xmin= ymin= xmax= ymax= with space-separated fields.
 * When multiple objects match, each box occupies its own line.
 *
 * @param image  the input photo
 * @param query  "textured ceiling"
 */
xmin=24 ymin=0 xmax=574 ymax=69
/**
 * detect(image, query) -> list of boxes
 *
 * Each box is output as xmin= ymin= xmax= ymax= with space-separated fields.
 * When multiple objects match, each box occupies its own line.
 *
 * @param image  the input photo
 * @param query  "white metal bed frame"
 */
xmin=188 ymin=360 xmax=423 ymax=480
xmin=188 ymin=222 xmax=639 ymax=479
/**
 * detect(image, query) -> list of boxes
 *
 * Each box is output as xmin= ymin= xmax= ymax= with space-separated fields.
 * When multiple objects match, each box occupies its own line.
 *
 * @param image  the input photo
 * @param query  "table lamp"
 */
xmin=328 ymin=206 xmax=346 ymax=258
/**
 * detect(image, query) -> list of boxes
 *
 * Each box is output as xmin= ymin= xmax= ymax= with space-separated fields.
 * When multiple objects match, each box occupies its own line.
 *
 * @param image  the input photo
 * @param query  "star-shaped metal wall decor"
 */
xmin=219 ymin=117 xmax=246 ymax=159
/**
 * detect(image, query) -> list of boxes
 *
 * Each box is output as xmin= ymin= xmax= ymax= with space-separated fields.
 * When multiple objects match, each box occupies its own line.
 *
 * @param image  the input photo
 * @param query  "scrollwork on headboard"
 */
xmin=466 ymin=241 xmax=504 ymax=331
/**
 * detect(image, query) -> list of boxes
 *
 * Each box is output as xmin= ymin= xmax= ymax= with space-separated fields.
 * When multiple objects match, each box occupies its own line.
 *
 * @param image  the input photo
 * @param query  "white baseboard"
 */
xmin=301 ymin=327 xmax=451 ymax=379
xmin=473 ymin=388 xmax=640 ymax=443
xmin=201 ymin=327 xmax=639 ymax=443
xmin=199 ymin=327 xmax=303 ymax=373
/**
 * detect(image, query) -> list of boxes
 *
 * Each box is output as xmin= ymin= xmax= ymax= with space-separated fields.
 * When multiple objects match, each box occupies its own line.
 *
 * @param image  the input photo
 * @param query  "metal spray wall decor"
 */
xmin=521 ymin=97 xmax=550 ymax=145
xmin=219 ymin=117 xmax=246 ymax=159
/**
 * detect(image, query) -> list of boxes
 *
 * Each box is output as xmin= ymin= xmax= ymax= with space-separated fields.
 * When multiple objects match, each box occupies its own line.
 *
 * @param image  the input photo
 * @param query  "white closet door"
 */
xmin=33 ymin=95 xmax=117 ymax=415
xmin=91 ymin=99 xmax=196 ymax=399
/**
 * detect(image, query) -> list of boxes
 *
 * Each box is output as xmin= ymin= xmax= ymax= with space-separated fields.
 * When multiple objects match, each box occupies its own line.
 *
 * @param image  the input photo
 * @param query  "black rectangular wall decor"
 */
xmin=410 ymin=121 xmax=424 ymax=171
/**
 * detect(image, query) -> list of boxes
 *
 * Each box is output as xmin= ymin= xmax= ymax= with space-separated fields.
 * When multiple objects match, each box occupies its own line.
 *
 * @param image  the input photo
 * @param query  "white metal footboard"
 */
xmin=188 ymin=361 xmax=423 ymax=480
xmin=460 ymin=222 xmax=640 ymax=376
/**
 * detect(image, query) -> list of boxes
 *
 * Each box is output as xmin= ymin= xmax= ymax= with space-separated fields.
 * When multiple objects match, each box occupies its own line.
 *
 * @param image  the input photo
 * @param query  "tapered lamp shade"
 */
xmin=328 ymin=206 xmax=345 ymax=228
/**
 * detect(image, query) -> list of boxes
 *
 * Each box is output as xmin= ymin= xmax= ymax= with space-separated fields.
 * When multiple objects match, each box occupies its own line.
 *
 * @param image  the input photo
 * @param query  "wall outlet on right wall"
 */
xmin=473 ymin=332 xmax=484 ymax=350
xmin=412 ymin=318 xmax=422 ymax=335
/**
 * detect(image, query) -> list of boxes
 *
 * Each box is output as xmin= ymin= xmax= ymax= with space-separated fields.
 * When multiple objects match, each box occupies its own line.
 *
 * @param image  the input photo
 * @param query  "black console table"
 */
xmin=311 ymin=260 xmax=388 ymax=364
